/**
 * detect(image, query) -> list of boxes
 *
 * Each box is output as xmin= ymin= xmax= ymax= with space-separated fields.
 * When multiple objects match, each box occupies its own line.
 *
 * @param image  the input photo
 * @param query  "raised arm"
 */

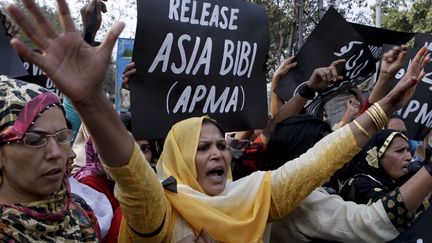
xmin=261 ymin=59 xmax=345 ymax=148
xmin=368 ymin=45 xmax=408 ymax=104
xmin=7 ymin=1 xmax=169 ymax=240
xmin=7 ymin=0 xmax=131 ymax=167
xmin=270 ymin=57 xmax=297 ymax=118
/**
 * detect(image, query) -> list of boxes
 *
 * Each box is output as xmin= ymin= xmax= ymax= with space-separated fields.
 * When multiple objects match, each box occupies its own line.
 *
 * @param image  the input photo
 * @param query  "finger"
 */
xmin=286 ymin=56 xmax=295 ymax=63
xmin=417 ymin=71 xmax=426 ymax=82
xmin=100 ymin=1 xmax=107 ymax=13
xmin=98 ymin=22 xmax=125 ymax=56
xmin=415 ymin=48 xmax=428 ymax=77
xmin=395 ymin=47 xmax=408 ymax=64
xmin=330 ymin=59 xmax=346 ymax=67
xmin=121 ymin=80 xmax=129 ymax=90
xmin=22 ymin=0 xmax=58 ymax=39
xmin=123 ymin=69 xmax=136 ymax=79
xmin=96 ymin=1 xmax=102 ymax=23
xmin=123 ymin=62 xmax=136 ymax=74
xmin=7 ymin=3 xmax=50 ymax=49
xmin=329 ymin=65 xmax=338 ymax=81
xmin=324 ymin=68 xmax=333 ymax=82
xmin=287 ymin=62 xmax=297 ymax=69
xmin=10 ymin=38 xmax=44 ymax=68
xmin=383 ymin=50 xmax=394 ymax=62
xmin=317 ymin=70 xmax=327 ymax=83
xmin=56 ymin=0 xmax=76 ymax=32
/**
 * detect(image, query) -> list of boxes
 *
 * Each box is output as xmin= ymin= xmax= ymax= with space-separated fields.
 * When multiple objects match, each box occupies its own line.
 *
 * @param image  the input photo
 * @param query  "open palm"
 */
xmin=7 ymin=0 xmax=124 ymax=103
xmin=385 ymin=47 xmax=430 ymax=110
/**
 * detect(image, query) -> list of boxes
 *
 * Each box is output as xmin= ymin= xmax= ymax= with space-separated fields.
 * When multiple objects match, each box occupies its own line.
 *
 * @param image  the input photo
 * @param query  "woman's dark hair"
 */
xmin=203 ymin=118 xmax=225 ymax=137
xmin=385 ymin=113 xmax=404 ymax=128
xmin=263 ymin=114 xmax=331 ymax=170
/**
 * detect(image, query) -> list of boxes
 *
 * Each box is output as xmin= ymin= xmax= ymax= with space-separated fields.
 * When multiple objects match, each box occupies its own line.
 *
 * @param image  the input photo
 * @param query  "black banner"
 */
xmin=275 ymin=7 xmax=376 ymax=117
xmin=383 ymin=45 xmax=432 ymax=140
xmin=0 ymin=15 xmax=28 ymax=78
xmin=414 ymin=32 xmax=432 ymax=50
xmin=350 ymin=23 xmax=415 ymax=60
xmin=131 ymin=0 xmax=269 ymax=139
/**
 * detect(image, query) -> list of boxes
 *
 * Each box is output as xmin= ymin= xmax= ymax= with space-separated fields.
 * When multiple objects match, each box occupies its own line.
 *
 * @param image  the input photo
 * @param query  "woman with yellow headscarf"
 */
xmin=7 ymin=0 xmax=431 ymax=241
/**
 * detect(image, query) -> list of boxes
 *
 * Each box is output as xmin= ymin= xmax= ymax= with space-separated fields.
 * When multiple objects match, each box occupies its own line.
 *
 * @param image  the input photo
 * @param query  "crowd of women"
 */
xmin=1 ymin=0 xmax=432 ymax=242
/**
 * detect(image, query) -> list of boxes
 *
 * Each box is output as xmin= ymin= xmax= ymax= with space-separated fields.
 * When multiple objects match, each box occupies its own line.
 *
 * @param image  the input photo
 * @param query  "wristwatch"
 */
xmin=298 ymin=83 xmax=316 ymax=100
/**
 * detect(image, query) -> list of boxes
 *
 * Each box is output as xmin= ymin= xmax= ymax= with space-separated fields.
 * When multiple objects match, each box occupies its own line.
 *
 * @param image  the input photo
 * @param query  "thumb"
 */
xmin=98 ymin=22 xmax=124 ymax=55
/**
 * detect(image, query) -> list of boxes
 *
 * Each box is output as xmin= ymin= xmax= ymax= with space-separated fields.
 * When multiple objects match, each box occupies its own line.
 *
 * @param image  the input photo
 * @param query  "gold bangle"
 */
xmin=353 ymin=120 xmax=372 ymax=139
xmin=373 ymin=103 xmax=388 ymax=126
xmin=368 ymin=105 xmax=383 ymax=128
xmin=365 ymin=109 xmax=380 ymax=130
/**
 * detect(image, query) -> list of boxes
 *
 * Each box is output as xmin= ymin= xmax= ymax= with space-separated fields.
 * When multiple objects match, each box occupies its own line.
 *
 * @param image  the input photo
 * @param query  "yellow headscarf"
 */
xmin=156 ymin=116 xmax=272 ymax=242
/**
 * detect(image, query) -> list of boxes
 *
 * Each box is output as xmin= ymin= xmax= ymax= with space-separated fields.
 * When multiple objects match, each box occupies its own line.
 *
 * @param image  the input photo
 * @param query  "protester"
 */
xmin=6 ymin=0 xmax=431 ymax=242
xmin=0 ymin=76 xmax=100 ymax=241
xmin=385 ymin=113 xmax=408 ymax=134
xmin=265 ymin=115 xmax=410 ymax=242
xmin=339 ymin=129 xmax=431 ymax=231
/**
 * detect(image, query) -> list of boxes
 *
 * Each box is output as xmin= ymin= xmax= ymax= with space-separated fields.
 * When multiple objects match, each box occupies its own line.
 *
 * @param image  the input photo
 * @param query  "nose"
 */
xmin=45 ymin=136 xmax=63 ymax=159
xmin=405 ymin=150 xmax=412 ymax=161
xmin=209 ymin=145 xmax=222 ymax=160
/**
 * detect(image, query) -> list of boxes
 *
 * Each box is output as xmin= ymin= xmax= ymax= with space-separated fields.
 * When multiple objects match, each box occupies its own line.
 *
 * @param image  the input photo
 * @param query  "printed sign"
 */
xmin=275 ymin=7 xmax=376 ymax=117
xmin=131 ymin=0 xmax=270 ymax=139
xmin=115 ymin=38 xmax=134 ymax=112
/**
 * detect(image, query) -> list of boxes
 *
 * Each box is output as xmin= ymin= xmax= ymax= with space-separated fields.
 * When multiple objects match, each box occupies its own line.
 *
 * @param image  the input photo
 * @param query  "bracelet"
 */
xmin=297 ymin=83 xmax=316 ymax=100
xmin=365 ymin=103 xmax=388 ymax=130
xmin=372 ymin=103 xmax=388 ymax=126
xmin=365 ymin=110 xmax=380 ymax=130
xmin=353 ymin=120 xmax=372 ymax=139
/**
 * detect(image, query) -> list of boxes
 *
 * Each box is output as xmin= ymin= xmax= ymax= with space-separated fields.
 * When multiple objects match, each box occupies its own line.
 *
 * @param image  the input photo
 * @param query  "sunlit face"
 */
xmin=0 ymin=107 xmax=73 ymax=203
xmin=380 ymin=136 xmax=412 ymax=180
xmin=195 ymin=123 xmax=232 ymax=196
xmin=386 ymin=118 xmax=407 ymax=135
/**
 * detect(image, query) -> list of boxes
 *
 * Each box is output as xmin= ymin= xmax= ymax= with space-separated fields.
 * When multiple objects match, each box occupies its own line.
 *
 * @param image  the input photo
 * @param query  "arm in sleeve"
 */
xmin=269 ymin=125 xmax=361 ymax=220
xmin=270 ymin=188 xmax=399 ymax=243
xmin=103 ymin=142 xmax=171 ymax=242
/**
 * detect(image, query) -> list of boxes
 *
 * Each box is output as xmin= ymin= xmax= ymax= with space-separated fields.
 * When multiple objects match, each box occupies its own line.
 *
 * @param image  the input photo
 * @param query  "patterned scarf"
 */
xmin=0 ymin=181 xmax=101 ymax=242
xmin=0 ymin=76 xmax=100 ymax=241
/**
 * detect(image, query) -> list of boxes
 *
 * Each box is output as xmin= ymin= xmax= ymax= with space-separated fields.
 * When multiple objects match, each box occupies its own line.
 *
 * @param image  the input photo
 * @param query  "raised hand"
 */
xmin=80 ymin=0 xmax=107 ymax=40
xmin=345 ymin=98 xmax=360 ymax=117
xmin=7 ymin=0 xmax=124 ymax=104
xmin=273 ymin=57 xmax=297 ymax=80
xmin=306 ymin=59 xmax=345 ymax=91
xmin=381 ymin=47 xmax=430 ymax=112
xmin=121 ymin=61 xmax=136 ymax=90
xmin=379 ymin=45 xmax=408 ymax=79
xmin=2 ymin=13 xmax=20 ymax=37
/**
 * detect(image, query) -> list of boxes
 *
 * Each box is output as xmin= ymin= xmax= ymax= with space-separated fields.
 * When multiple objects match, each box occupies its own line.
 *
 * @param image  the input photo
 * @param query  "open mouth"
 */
xmin=207 ymin=166 xmax=225 ymax=180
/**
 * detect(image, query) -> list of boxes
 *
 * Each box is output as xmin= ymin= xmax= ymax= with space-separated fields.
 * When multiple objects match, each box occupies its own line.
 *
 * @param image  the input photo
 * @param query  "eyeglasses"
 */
xmin=140 ymin=144 xmax=151 ymax=153
xmin=19 ymin=129 xmax=75 ymax=148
